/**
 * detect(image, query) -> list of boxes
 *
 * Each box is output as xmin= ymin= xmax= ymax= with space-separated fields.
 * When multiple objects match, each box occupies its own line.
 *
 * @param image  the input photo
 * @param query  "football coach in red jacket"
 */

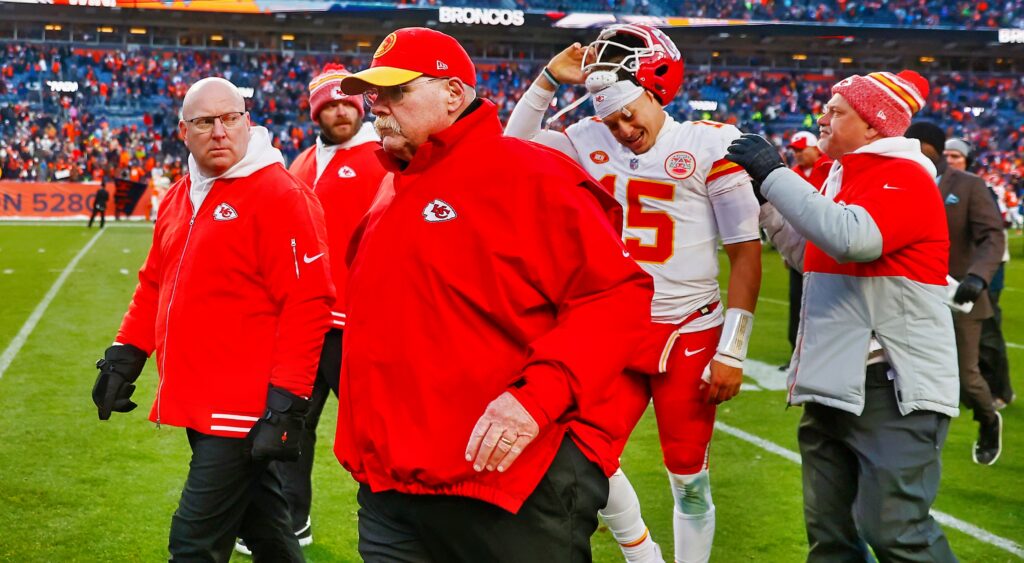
xmin=336 ymin=28 xmax=654 ymax=561
xmin=90 ymin=77 xmax=334 ymax=561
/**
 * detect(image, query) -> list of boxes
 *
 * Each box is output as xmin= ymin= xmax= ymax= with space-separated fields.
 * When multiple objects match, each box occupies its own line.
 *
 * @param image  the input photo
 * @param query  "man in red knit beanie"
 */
xmin=236 ymin=63 xmax=386 ymax=555
xmin=725 ymin=70 xmax=959 ymax=561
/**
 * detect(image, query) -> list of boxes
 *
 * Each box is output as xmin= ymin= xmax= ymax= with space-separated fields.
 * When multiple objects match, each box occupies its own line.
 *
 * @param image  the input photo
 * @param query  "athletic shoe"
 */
xmin=234 ymin=517 xmax=313 ymax=556
xmin=972 ymin=411 xmax=1003 ymax=466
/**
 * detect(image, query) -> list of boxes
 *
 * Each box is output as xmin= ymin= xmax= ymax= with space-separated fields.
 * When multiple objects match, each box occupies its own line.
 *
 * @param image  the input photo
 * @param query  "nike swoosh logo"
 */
xmin=684 ymin=347 xmax=706 ymax=357
xmin=303 ymin=253 xmax=324 ymax=264
xmin=882 ymin=184 xmax=901 ymax=190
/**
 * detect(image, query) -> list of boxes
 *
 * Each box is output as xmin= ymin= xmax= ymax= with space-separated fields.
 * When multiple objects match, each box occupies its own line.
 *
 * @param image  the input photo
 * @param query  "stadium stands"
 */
xmin=1 ymin=42 xmax=1021 ymax=195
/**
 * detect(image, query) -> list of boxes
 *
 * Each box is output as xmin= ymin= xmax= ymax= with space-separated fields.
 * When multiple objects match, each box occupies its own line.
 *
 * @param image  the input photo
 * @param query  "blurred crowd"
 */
xmin=352 ymin=0 xmax=1024 ymax=27
xmin=2 ymin=43 xmax=1022 ymax=199
xmin=668 ymin=0 xmax=1023 ymax=28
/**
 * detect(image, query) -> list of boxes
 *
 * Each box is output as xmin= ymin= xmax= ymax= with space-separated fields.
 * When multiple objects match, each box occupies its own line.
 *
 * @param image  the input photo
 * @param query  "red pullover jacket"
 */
xmin=289 ymin=126 xmax=387 ymax=328
xmin=117 ymin=163 xmax=334 ymax=437
xmin=335 ymin=100 xmax=654 ymax=513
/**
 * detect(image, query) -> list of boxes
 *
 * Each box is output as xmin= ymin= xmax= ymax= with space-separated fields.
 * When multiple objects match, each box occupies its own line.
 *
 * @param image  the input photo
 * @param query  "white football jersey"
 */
xmin=565 ymin=114 xmax=760 ymax=329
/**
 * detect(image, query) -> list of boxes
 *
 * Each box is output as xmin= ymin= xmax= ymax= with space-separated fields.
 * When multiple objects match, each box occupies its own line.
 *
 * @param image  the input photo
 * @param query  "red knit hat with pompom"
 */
xmin=308 ymin=63 xmax=364 ymax=121
xmin=832 ymin=70 xmax=929 ymax=137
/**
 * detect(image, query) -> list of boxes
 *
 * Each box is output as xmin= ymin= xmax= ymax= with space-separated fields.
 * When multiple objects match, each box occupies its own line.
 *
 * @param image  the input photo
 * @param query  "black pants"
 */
xmin=979 ymin=289 xmax=1014 ymax=403
xmin=799 ymin=365 xmax=956 ymax=563
xmin=276 ymin=328 xmax=342 ymax=530
xmin=788 ymin=266 xmax=802 ymax=352
xmin=357 ymin=436 xmax=609 ymax=563
xmin=88 ymin=207 xmax=105 ymax=228
xmin=168 ymin=429 xmax=303 ymax=562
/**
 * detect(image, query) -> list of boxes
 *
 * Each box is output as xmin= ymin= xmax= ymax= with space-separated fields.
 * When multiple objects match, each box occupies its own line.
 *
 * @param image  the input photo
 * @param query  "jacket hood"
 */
xmin=187 ymin=126 xmax=284 ymax=211
xmin=852 ymin=136 xmax=937 ymax=177
xmin=823 ymin=136 xmax=936 ymax=198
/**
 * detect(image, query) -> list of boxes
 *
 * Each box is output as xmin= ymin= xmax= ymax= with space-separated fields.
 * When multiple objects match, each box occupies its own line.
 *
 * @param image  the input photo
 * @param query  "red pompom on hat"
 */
xmin=308 ymin=63 xmax=365 ymax=121
xmin=831 ymin=70 xmax=929 ymax=138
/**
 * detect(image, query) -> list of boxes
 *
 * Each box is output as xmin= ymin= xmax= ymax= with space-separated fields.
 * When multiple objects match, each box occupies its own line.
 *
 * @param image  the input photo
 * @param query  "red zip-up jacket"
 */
xmin=117 ymin=163 xmax=334 ymax=437
xmin=335 ymin=100 xmax=653 ymax=513
xmin=289 ymin=128 xmax=386 ymax=329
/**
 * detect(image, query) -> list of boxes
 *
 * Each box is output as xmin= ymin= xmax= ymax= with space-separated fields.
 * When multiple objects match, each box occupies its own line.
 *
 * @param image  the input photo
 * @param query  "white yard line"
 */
xmin=715 ymin=421 xmax=1024 ymax=559
xmin=0 ymin=229 xmax=105 ymax=379
xmin=721 ymin=289 xmax=789 ymax=307
xmin=743 ymin=359 xmax=790 ymax=390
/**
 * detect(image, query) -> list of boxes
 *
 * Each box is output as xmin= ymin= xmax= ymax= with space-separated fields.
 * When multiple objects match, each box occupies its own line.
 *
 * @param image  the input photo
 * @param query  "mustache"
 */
xmin=374 ymin=115 xmax=403 ymax=136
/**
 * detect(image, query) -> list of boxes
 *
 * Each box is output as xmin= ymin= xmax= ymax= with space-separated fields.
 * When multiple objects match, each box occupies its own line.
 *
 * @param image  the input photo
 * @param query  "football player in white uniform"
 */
xmin=506 ymin=24 xmax=761 ymax=563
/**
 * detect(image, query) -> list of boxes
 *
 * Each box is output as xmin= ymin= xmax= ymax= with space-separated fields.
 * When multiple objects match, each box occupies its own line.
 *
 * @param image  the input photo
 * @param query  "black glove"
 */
xmin=725 ymin=133 xmax=787 ymax=204
xmin=953 ymin=274 xmax=987 ymax=305
xmin=249 ymin=386 xmax=310 ymax=462
xmin=92 ymin=344 xmax=148 ymax=420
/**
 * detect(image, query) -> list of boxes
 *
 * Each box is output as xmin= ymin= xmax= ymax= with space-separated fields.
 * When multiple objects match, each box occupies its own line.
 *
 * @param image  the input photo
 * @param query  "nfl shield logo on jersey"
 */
xmin=422 ymin=199 xmax=457 ymax=223
xmin=213 ymin=202 xmax=238 ymax=221
xmin=629 ymin=158 xmax=640 ymax=170
xmin=665 ymin=151 xmax=697 ymax=180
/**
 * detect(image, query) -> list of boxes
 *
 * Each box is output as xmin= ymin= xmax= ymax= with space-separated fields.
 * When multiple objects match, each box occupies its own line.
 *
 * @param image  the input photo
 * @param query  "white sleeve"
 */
xmin=759 ymin=202 xmax=806 ymax=270
xmin=505 ymin=81 xmax=581 ymax=161
xmin=709 ymin=171 xmax=761 ymax=245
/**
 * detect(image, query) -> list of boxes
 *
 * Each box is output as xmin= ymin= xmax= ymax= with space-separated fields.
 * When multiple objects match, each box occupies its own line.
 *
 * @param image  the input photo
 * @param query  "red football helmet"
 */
xmin=583 ymin=23 xmax=684 ymax=106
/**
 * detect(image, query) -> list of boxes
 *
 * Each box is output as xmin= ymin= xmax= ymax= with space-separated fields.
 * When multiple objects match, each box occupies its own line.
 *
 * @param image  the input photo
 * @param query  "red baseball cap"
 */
xmin=340 ymin=28 xmax=476 ymax=95
xmin=789 ymin=131 xmax=818 ymax=150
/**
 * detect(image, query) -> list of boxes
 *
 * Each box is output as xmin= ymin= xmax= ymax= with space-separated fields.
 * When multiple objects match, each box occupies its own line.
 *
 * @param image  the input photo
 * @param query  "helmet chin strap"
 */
xmin=585 ymin=70 xmax=619 ymax=92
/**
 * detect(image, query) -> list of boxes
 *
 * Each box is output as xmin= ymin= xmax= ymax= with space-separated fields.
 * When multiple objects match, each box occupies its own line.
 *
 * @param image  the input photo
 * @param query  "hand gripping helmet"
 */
xmin=583 ymin=24 xmax=684 ymax=106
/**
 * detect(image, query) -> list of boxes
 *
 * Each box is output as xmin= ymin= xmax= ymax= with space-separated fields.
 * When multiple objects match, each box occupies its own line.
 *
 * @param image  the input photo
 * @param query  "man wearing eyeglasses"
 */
xmin=335 ymin=27 xmax=654 ymax=561
xmin=91 ymin=77 xmax=333 ymax=561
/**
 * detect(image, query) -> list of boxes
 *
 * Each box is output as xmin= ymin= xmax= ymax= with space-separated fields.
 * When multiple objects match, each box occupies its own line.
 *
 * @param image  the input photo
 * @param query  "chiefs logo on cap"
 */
xmin=665 ymin=151 xmax=696 ymax=180
xmin=374 ymin=32 xmax=397 ymax=59
xmin=590 ymin=151 xmax=609 ymax=164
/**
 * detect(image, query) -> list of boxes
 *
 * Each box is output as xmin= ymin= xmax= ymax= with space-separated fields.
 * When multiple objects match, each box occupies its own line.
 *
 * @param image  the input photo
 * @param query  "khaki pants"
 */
xmin=953 ymin=315 xmax=998 ymax=425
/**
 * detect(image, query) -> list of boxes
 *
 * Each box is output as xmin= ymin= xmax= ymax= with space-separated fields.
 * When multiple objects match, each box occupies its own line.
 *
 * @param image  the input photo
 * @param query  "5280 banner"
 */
xmin=0 ymin=181 xmax=99 ymax=218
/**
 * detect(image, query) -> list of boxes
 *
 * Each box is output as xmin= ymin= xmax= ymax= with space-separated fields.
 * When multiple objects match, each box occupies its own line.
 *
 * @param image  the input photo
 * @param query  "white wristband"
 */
xmin=716 ymin=308 xmax=754 ymax=362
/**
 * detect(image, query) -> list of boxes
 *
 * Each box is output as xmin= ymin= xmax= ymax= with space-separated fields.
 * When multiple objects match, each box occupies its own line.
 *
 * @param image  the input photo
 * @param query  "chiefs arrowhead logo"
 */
xmin=664 ymin=151 xmax=697 ymax=180
xmin=374 ymin=32 xmax=397 ymax=59
xmin=338 ymin=165 xmax=356 ymax=178
xmin=595 ymin=95 xmax=606 ymax=103
xmin=330 ymin=85 xmax=345 ymax=100
xmin=422 ymin=199 xmax=457 ymax=223
xmin=212 ymin=202 xmax=238 ymax=221
xmin=590 ymin=150 xmax=609 ymax=164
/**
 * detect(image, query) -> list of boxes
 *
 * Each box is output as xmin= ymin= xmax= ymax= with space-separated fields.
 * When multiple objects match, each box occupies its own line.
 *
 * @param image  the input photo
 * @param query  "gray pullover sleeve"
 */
xmin=760 ymin=167 xmax=883 ymax=263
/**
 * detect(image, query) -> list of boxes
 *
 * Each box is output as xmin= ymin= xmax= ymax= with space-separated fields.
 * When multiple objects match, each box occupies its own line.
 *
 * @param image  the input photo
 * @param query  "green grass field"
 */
xmin=0 ymin=222 xmax=1021 ymax=562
